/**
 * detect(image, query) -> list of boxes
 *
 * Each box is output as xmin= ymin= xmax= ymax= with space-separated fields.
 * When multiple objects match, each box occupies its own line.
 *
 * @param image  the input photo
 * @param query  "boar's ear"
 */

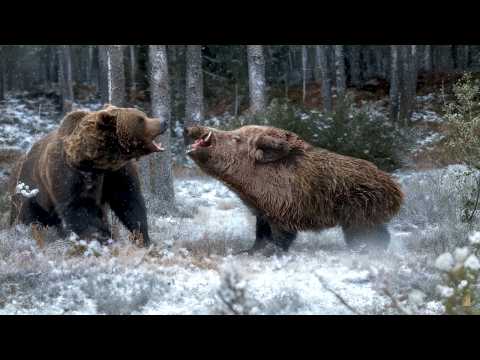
xmin=253 ymin=135 xmax=291 ymax=163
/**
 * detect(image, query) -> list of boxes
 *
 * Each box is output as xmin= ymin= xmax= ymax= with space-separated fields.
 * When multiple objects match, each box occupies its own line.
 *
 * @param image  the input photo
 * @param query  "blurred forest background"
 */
xmin=1 ymin=45 xmax=479 ymax=213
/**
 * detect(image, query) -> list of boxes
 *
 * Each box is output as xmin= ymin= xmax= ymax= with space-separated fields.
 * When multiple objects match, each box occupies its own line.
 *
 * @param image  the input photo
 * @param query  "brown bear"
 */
xmin=9 ymin=105 xmax=167 ymax=246
xmin=185 ymin=125 xmax=404 ymax=253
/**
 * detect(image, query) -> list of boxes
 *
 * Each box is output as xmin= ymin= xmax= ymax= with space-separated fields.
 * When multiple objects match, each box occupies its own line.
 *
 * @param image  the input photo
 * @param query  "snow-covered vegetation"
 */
xmin=2 ymin=84 xmax=479 ymax=315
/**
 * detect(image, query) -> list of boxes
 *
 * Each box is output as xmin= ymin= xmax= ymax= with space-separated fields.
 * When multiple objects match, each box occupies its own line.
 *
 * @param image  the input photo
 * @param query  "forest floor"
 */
xmin=0 ymin=87 xmax=470 ymax=315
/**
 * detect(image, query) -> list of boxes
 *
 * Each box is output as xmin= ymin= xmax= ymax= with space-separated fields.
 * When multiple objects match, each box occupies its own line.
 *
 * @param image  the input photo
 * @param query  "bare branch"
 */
xmin=382 ymin=286 xmax=412 ymax=315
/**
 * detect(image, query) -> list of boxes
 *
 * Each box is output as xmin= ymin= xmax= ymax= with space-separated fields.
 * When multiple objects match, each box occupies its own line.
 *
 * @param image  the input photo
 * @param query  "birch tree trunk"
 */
xmin=104 ymin=45 xmax=126 ymax=106
xmin=57 ymin=45 xmax=74 ymax=113
xmin=247 ymin=45 xmax=267 ymax=114
xmin=141 ymin=45 xmax=175 ymax=215
xmin=334 ymin=45 xmax=347 ymax=103
xmin=315 ymin=45 xmax=332 ymax=113
xmin=185 ymin=45 xmax=204 ymax=127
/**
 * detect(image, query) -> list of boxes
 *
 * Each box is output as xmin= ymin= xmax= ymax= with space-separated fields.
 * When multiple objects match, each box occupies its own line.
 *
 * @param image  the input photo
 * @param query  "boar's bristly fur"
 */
xmin=186 ymin=125 xmax=404 ymax=253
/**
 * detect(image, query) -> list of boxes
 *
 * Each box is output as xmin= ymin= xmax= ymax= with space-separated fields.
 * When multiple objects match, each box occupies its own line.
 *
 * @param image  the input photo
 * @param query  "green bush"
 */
xmin=221 ymin=98 xmax=412 ymax=172
xmin=442 ymin=73 xmax=480 ymax=224
xmin=443 ymin=73 xmax=480 ymax=169
xmin=435 ymin=233 xmax=480 ymax=315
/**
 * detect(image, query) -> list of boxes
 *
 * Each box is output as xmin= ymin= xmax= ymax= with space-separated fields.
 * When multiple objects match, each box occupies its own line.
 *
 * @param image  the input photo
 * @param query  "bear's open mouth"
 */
xmin=187 ymin=131 xmax=213 ymax=153
xmin=146 ymin=136 xmax=165 ymax=152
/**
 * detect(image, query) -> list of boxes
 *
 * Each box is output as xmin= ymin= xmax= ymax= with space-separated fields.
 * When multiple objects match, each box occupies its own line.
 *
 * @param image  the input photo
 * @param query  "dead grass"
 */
xmin=0 ymin=149 xmax=23 ymax=165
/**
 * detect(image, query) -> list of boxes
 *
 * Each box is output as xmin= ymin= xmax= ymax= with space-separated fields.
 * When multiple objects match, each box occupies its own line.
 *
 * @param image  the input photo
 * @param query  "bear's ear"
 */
xmin=97 ymin=110 xmax=117 ymax=130
xmin=253 ymin=135 xmax=291 ymax=163
xmin=58 ymin=110 xmax=89 ymax=136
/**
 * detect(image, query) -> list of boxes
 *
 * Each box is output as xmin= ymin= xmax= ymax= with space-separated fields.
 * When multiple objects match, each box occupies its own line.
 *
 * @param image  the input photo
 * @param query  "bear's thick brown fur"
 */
xmin=186 ymin=125 xmax=404 ymax=253
xmin=9 ymin=105 xmax=167 ymax=246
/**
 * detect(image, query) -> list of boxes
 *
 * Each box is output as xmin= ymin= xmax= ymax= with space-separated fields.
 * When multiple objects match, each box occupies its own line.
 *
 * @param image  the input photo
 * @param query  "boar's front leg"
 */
xmin=234 ymin=215 xmax=271 ymax=255
xmin=248 ymin=215 xmax=272 ymax=254
xmin=238 ymin=216 xmax=297 ymax=255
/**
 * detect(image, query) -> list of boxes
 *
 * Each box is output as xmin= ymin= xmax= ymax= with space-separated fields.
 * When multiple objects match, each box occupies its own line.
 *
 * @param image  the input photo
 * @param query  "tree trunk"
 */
xmin=104 ymin=45 xmax=126 ymax=106
xmin=424 ymin=45 xmax=433 ymax=73
xmin=0 ymin=47 xmax=4 ymax=101
xmin=129 ymin=45 xmax=137 ymax=93
xmin=185 ymin=45 xmax=204 ymax=127
xmin=434 ymin=45 xmax=454 ymax=72
xmin=97 ymin=46 xmax=109 ymax=104
xmin=454 ymin=45 xmax=469 ymax=71
xmin=57 ymin=45 xmax=74 ymax=113
xmin=334 ymin=45 xmax=347 ymax=103
xmin=390 ymin=45 xmax=400 ymax=123
xmin=302 ymin=45 xmax=308 ymax=104
xmin=140 ymin=45 xmax=175 ymax=216
xmin=348 ymin=45 xmax=362 ymax=87
xmin=391 ymin=45 xmax=417 ymax=125
xmin=315 ymin=45 xmax=333 ymax=113
xmin=400 ymin=45 xmax=417 ymax=125
xmin=86 ymin=45 xmax=94 ymax=85
xmin=247 ymin=45 xmax=267 ymax=114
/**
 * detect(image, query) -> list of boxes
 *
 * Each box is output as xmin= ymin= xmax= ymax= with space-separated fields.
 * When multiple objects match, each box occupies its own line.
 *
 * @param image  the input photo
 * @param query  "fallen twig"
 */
xmin=316 ymin=274 xmax=362 ymax=315
xmin=382 ymin=286 xmax=412 ymax=315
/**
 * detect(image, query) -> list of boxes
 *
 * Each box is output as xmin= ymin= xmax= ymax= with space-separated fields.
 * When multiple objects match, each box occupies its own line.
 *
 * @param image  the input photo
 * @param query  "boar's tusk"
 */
xmin=204 ymin=131 xmax=212 ymax=143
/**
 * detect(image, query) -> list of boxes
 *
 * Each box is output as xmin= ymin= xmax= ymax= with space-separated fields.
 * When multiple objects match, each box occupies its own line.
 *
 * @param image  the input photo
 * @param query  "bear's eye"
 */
xmin=233 ymin=136 xmax=241 ymax=143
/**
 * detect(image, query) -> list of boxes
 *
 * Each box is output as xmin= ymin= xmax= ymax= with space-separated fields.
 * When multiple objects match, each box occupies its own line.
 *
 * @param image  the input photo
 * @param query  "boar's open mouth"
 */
xmin=187 ymin=131 xmax=213 ymax=154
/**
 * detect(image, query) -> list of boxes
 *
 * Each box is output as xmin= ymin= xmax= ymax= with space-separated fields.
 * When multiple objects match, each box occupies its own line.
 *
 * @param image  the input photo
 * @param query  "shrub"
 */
xmin=220 ymin=97 xmax=413 ymax=171
xmin=443 ymin=73 xmax=480 ymax=168
xmin=435 ymin=232 xmax=480 ymax=315
xmin=442 ymin=73 xmax=480 ymax=225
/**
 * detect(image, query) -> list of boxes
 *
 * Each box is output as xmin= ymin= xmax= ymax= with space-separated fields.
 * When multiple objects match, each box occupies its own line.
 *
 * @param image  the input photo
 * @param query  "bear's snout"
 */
xmin=158 ymin=118 xmax=168 ymax=135
xmin=146 ymin=117 xmax=167 ymax=138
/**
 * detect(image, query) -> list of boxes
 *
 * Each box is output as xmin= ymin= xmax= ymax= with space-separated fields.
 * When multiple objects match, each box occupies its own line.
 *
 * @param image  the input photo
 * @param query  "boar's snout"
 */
xmin=184 ymin=126 xmax=205 ymax=140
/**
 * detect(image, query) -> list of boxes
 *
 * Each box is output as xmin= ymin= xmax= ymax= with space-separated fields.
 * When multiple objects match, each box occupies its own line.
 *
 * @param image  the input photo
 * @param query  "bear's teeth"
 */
xmin=153 ymin=141 xmax=165 ymax=151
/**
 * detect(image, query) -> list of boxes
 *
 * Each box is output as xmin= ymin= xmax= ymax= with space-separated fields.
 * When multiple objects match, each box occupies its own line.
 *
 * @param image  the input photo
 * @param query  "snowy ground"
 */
xmin=2 ymin=171 xmax=460 ymax=315
xmin=0 ymin=92 xmax=465 ymax=315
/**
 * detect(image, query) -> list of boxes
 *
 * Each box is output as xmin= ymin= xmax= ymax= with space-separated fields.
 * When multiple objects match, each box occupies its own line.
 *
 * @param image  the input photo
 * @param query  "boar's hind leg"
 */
xmin=342 ymin=224 xmax=390 ymax=250
xmin=271 ymin=225 xmax=297 ymax=252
